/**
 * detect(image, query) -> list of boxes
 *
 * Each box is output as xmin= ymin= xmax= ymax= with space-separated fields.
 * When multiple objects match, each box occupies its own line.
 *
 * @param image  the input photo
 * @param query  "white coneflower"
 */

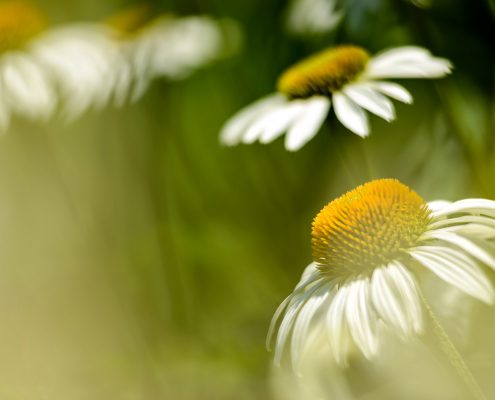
xmin=31 ymin=22 xmax=126 ymax=120
xmin=285 ymin=0 xmax=343 ymax=36
xmin=267 ymin=179 xmax=495 ymax=370
xmin=107 ymin=6 xmax=239 ymax=103
xmin=221 ymin=45 xmax=452 ymax=151
xmin=0 ymin=0 xmax=56 ymax=131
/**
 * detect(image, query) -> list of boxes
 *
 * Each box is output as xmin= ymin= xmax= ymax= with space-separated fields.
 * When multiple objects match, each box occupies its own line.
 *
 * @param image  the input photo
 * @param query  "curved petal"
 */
xmin=242 ymin=99 xmax=306 ymax=144
xmin=333 ymin=92 xmax=369 ymax=137
xmin=344 ymin=279 xmax=378 ymax=359
xmin=343 ymin=84 xmax=395 ymax=121
xmin=371 ymin=266 xmax=410 ymax=336
xmin=367 ymin=81 xmax=413 ymax=104
xmin=290 ymin=283 xmax=331 ymax=371
xmin=284 ymin=96 xmax=330 ymax=151
xmin=220 ymin=94 xmax=285 ymax=145
xmin=410 ymin=248 xmax=494 ymax=304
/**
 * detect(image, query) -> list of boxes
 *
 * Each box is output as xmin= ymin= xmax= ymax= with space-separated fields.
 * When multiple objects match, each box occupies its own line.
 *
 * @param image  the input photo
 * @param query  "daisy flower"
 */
xmin=267 ymin=179 xmax=495 ymax=369
xmin=221 ymin=45 xmax=452 ymax=151
xmin=31 ymin=22 xmax=126 ymax=121
xmin=0 ymin=0 xmax=56 ymax=131
xmin=106 ymin=6 xmax=239 ymax=103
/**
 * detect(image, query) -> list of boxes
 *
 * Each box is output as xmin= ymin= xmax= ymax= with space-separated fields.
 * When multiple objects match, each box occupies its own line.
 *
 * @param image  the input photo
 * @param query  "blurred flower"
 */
xmin=221 ymin=45 xmax=452 ymax=151
xmin=0 ymin=0 xmax=56 ymax=131
xmin=31 ymin=23 xmax=127 ymax=121
xmin=285 ymin=0 xmax=343 ymax=36
xmin=107 ymin=6 xmax=240 ymax=103
xmin=267 ymin=179 xmax=495 ymax=369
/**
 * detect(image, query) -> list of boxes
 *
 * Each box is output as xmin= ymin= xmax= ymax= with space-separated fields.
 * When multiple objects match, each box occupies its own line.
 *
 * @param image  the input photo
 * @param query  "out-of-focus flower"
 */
xmin=221 ymin=45 xmax=452 ymax=151
xmin=31 ymin=23 xmax=127 ymax=121
xmin=0 ymin=0 xmax=56 ymax=131
xmin=285 ymin=0 xmax=343 ymax=36
xmin=267 ymin=179 xmax=495 ymax=369
xmin=107 ymin=5 xmax=240 ymax=103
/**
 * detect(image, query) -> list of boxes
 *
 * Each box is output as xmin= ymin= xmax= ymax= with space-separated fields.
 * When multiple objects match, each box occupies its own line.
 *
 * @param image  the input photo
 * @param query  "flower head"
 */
xmin=268 ymin=179 xmax=495 ymax=369
xmin=221 ymin=45 xmax=452 ymax=151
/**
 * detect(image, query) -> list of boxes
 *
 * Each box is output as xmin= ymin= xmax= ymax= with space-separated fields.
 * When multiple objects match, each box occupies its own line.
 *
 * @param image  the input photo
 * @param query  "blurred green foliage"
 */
xmin=0 ymin=0 xmax=494 ymax=399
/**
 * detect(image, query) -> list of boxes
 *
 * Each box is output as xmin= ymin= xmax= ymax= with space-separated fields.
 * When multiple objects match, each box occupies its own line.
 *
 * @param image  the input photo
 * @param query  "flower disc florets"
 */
xmin=277 ymin=45 xmax=369 ymax=99
xmin=312 ymin=179 xmax=431 ymax=278
xmin=0 ymin=1 xmax=46 ymax=53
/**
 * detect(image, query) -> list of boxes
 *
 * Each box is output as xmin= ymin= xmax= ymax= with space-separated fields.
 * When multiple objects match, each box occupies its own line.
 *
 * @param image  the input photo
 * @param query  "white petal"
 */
xmin=427 ymin=200 xmax=452 ymax=213
xmin=367 ymin=81 xmax=413 ymax=104
xmin=273 ymin=280 xmax=326 ymax=365
xmin=387 ymin=262 xmax=423 ymax=333
xmin=326 ymin=284 xmax=351 ymax=366
xmin=266 ymin=266 xmax=323 ymax=351
xmin=411 ymin=248 xmax=494 ymax=304
xmin=366 ymin=61 xmax=452 ymax=79
xmin=430 ymin=199 xmax=495 ymax=219
xmin=369 ymin=46 xmax=434 ymax=69
xmin=284 ymin=96 xmax=330 ymax=151
xmin=2 ymin=54 xmax=55 ymax=119
xmin=333 ymin=92 xmax=369 ymax=137
xmin=423 ymin=230 xmax=495 ymax=270
xmin=242 ymin=100 xmax=305 ymax=144
xmin=343 ymin=84 xmax=395 ymax=121
xmin=220 ymin=94 xmax=285 ymax=145
xmin=344 ymin=279 xmax=378 ymax=359
xmin=429 ymin=215 xmax=495 ymax=231
xmin=290 ymin=284 xmax=330 ymax=371
xmin=371 ymin=267 xmax=410 ymax=335
xmin=365 ymin=46 xmax=452 ymax=79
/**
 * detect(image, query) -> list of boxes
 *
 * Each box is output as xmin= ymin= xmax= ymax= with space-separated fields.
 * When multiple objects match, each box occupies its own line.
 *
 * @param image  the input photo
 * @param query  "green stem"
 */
xmin=419 ymin=290 xmax=486 ymax=400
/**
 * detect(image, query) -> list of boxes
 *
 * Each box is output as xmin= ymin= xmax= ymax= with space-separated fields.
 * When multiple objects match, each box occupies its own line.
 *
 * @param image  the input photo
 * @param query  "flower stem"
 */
xmin=420 ymin=291 xmax=486 ymax=400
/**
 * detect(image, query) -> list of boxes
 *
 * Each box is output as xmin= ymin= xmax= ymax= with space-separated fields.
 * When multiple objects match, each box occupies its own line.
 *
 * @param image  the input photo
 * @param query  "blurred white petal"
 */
xmin=333 ymin=92 xmax=369 ymax=137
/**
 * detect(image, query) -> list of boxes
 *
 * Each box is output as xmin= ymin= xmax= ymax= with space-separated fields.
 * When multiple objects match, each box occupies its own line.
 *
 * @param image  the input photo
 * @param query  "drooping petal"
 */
xmin=333 ymin=92 xmax=369 ymax=137
xmin=343 ymin=84 xmax=395 ymax=121
xmin=386 ymin=262 xmax=423 ymax=333
xmin=290 ymin=284 xmax=331 ymax=371
xmin=284 ymin=96 xmax=330 ymax=151
xmin=422 ymin=230 xmax=495 ymax=270
xmin=367 ymin=81 xmax=413 ymax=104
xmin=344 ymin=279 xmax=378 ymax=359
xmin=326 ymin=283 xmax=352 ymax=366
xmin=371 ymin=266 xmax=410 ymax=336
xmin=274 ymin=280 xmax=327 ymax=365
xmin=410 ymin=247 xmax=494 ymax=304
xmin=220 ymin=94 xmax=286 ymax=145
xmin=243 ymin=99 xmax=306 ymax=144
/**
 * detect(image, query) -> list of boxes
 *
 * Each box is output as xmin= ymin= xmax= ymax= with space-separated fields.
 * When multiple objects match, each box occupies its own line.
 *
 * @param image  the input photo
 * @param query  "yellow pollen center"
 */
xmin=311 ymin=179 xmax=431 ymax=278
xmin=277 ymin=45 xmax=370 ymax=99
xmin=0 ymin=1 xmax=46 ymax=53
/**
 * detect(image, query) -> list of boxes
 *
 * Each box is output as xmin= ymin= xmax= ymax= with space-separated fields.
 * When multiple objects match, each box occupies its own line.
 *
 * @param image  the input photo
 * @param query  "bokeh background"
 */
xmin=0 ymin=0 xmax=494 ymax=399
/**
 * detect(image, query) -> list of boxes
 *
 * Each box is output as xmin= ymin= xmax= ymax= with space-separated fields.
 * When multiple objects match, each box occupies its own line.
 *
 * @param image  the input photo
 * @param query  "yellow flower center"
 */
xmin=0 ymin=1 xmax=46 ymax=53
xmin=312 ymin=179 xmax=431 ymax=278
xmin=277 ymin=45 xmax=370 ymax=99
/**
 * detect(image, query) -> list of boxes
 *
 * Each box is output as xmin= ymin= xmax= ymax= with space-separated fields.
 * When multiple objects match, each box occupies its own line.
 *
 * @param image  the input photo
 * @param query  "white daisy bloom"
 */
xmin=221 ymin=45 xmax=452 ymax=151
xmin=31 ymin=23 xmax=127 ymax=121
xmin=108 ymin=10 xmax=237 ymax=103
xmin=267 ymin=179 xmax=495 ymax=369
xmin=0 ymin=0 xmax=56 ymax=131
xmin=285 ymin=0 xmax=343 ymax=36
